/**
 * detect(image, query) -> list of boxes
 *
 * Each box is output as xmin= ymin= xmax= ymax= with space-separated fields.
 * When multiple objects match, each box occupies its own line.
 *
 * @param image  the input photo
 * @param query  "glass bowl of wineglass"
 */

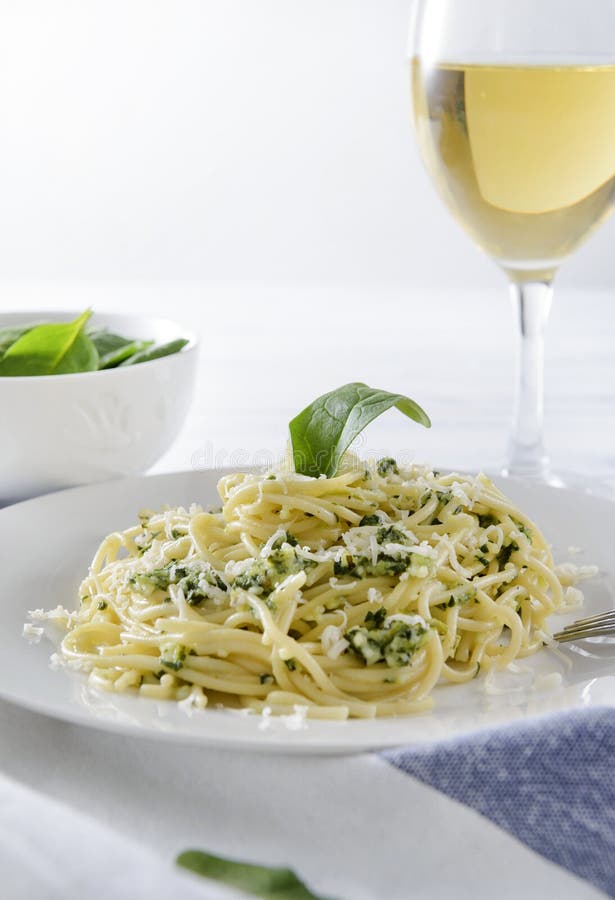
xmin=410 ymin=0 xmax=615 ymax=487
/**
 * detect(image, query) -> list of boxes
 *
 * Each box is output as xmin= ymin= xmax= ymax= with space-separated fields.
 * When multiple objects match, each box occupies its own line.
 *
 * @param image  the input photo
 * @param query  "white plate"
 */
xmin=1 ymin=470 xmax=614 ymax=754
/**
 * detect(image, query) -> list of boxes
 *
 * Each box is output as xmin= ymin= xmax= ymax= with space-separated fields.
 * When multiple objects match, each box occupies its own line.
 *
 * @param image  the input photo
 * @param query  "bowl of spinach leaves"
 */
xmin=0 ymin=310 xmax=198 ymax=504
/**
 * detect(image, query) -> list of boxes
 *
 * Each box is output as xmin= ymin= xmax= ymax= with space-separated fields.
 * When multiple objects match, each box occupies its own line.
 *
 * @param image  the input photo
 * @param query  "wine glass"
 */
xmin=409 ymin=0 xmax=615 ymax=485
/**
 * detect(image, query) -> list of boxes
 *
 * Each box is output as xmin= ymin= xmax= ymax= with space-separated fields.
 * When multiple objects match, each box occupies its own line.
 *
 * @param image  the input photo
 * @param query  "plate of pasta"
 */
xmin=3 ymin=457 xmax=615 ymax=753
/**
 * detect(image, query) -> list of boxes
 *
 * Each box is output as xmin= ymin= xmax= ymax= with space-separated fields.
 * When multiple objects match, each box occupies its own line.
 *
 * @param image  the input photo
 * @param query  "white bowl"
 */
xmin=0 ymin=311 xmax=198 ymax=504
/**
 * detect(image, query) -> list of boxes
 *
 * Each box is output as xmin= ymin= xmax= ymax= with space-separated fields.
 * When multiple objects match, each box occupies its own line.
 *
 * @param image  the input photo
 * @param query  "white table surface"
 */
xmin=0 ymin=282 xmax=612 ymax=899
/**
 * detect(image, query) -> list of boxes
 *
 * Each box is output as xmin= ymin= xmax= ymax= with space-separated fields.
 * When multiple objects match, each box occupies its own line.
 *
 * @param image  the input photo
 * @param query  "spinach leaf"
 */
xmin=0 ymin=323 xmax=39 ymax=357
xmin=177 ymin=850 xmax=335 ymax=900
xmin=88 ymin=329 xmax=153 ymax=368
xmin=119 ymin=337 xmax=188 ymax=366
xmin=289 ymin=382 xmax=431 ymax=478
xmin=0 ymin=310 xmax=98 ymax=376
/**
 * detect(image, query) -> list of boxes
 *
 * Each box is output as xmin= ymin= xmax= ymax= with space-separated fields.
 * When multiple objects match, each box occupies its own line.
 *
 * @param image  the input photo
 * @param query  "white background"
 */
xmin=0 ymin=0 xmax=614 ymax=289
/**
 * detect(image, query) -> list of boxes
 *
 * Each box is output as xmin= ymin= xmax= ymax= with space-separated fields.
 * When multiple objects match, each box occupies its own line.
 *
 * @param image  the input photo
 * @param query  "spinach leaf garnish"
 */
xmin=289 ymin=382 xmax=430 ymax=478
xmin=119 ymin=338 xmax=189 ymax=366
xmin=177 ymin=850 xmax=336 ymax=900
xmin=0 ymin=310 xmax=98 ymax=376
xmin=87 ymin=329 xmax=153 ymax=368
xmin=0 ymin=311 xmax=189 ymax=375
xmin=0 ymin=323 xmax=39 ymax=357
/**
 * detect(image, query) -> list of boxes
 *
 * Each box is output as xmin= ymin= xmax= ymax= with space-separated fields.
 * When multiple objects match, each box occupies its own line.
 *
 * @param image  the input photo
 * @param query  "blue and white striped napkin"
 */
xmin=385 ymin=707 xmax=615 ymax=898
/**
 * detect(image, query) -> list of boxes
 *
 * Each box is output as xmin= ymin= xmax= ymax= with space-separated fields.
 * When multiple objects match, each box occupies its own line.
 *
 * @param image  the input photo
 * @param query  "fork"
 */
xmin=553 ymin=610 xmax=615 ymax=644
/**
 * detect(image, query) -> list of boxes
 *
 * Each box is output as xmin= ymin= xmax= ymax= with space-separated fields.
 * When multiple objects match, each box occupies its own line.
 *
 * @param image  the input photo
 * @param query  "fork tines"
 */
xmin=553 ymin=609 xmax=615 ymax=643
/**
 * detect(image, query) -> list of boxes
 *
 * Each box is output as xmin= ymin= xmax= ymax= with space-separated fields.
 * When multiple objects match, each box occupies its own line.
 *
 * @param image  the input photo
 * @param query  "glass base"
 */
xmin=497 ymin=466 xmax=615 ymax=500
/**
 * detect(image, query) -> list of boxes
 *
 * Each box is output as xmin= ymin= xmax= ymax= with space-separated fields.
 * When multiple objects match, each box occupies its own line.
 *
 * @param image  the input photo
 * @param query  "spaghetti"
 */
xmin=36 ymin=459 xmax=581 ymax=719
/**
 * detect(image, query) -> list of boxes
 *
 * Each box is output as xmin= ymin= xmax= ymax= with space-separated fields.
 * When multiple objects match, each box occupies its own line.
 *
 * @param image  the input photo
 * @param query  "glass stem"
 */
xmin=505 ymin=279 xmax=553 ymax=480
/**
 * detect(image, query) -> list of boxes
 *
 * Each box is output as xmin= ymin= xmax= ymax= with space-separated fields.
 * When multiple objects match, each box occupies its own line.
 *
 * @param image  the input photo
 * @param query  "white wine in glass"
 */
xmin=410 ymin=0 xmax=615 ymax=483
